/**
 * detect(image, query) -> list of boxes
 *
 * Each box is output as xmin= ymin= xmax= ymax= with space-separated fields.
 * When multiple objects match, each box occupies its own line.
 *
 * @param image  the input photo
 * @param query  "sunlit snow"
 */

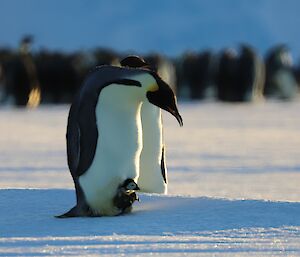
xmin=0 ymin=101 xmax=300 ymax=256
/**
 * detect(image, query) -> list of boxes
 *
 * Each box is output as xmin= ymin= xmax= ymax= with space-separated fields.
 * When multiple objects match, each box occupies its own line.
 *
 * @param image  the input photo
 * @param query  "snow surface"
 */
xmin=1 ymin=101 xmax=300 ymax=256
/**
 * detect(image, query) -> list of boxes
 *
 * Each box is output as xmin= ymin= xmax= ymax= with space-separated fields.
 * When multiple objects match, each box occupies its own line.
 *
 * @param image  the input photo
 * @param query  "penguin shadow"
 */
xmin=1 ymin=189 xmax=300 ymax=238
xmin=133 ymin=194 xmax=300 ymax=232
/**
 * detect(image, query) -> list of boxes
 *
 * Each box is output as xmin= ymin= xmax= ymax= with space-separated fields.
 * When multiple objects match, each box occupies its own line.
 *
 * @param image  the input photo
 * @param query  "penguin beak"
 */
xmin=146 ymin=76 xmax=183 ymax=127
xmin=165 ymin=105 xmax=183 ymax=127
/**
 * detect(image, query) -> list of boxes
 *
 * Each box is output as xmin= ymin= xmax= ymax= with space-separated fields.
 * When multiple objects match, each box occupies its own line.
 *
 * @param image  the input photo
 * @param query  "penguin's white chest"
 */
xmin=138 ymin=103 xmax=167 ymax=194
xmin=79 ymin=85 xmax=143 ymax=215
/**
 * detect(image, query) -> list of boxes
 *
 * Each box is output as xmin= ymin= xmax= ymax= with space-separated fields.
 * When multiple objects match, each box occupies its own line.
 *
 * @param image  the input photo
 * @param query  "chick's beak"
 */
xmin=146 ymin=76 xmax=183 ymax=127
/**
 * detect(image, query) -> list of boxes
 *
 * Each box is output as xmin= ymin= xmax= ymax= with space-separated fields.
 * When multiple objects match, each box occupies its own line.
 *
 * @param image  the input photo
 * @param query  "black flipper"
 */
xmin=161 ymin=146 xmax=167 ymax=184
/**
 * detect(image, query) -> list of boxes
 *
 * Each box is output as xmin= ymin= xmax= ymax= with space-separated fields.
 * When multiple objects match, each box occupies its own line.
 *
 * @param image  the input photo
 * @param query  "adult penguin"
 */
xmin=120 ymin=55 xmax=168 ymax=194
xmin=264 ymin=45 xmax=298 ymax=99
xmin=58 ymin=64 xmax=182 ymax=217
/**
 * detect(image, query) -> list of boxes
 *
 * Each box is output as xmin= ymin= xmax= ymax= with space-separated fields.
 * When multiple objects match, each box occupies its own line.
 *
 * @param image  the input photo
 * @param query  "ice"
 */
xmin=1 ymin=189 xmax=300 ymax=256
xmin=0 ymin=101 xmax=300 ymax=256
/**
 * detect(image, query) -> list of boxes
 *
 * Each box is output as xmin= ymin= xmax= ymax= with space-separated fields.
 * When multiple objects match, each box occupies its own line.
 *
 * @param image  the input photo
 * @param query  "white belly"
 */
xmin=79 ymin=85 xmax=143 ymax=216
xmin=138 ymin=102 xmax=167 ymax=194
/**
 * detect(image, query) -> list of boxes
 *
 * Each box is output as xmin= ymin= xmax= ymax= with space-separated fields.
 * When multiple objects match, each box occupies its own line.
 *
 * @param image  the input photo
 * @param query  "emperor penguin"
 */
xmin=264 ymin=45 xmax=298 ymax=100
xmin=113 ymin=178 xmax=140 ymax=214
xmin=58 ymin=65 xmax=182 ymax=217
xmin=120 ymin=56 xmax=169 ymax=194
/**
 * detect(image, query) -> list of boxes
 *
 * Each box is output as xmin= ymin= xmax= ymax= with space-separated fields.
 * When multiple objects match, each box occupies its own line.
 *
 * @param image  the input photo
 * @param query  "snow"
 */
xmin=1 ymin=101 xmax=300 ymax=256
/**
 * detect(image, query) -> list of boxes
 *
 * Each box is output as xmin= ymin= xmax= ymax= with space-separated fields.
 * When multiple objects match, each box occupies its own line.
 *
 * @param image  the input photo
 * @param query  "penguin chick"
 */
xmin=121 ymin=178 xmax=140 ymax=192
xmin=113 ymin=179 xmax=140 ymax=214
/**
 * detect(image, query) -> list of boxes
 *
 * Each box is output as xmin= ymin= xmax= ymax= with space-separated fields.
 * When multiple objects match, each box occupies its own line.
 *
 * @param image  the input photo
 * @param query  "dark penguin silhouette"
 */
xmin=182 ymin=51 xmax=216 ymax=100
xmin=264 ymin=45 xmax=298 ymax=99
xmin=182 ymin=51 xmax=215 ymax=99
xmin=216 ymin=48 xmax=238 ymax=101
xmin=216 ymin=45 xmax=265 ymax=102
xmin=236 ymin=44 xmax=265 ymax=101
xmin=0 ymin=36 xmax=40 ymax=106
xmin=34 ymin=51 xmax=82 ymax=103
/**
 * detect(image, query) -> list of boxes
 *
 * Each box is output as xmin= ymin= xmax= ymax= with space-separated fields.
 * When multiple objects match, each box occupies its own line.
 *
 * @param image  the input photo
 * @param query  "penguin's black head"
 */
xmin=120 ymin=55 xmax=150 ymax=69
xmin=122 ymin=179 xmax=140 ymax=191
xmin=119 ymin=55 xmax=183 ymax=127
xmin=146 ymin=72 xmax=183 ymax=127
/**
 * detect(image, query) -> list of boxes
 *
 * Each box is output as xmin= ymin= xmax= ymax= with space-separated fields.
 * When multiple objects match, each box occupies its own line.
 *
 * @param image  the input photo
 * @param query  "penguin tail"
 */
xmin=55 ymin=206 xmax=81 ymax=218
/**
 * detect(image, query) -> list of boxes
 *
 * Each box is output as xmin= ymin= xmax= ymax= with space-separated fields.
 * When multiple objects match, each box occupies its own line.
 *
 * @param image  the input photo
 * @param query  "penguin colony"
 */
xmin=2 ymin=43 xmax=300 ymax=106
xmin=57 ymin=56 xmax=183 ymax=217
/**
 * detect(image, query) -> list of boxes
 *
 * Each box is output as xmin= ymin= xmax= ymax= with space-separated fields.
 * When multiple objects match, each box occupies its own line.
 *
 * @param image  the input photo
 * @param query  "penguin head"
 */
xmin=120 ymin=55 xmax=183 ymax=126
xmin=122 ymin=179 xmax=140 ymax=191
xmin=120 ymin=55 xmax=149 ymax=69
xmin=145 ymin=71 xmax=183 ymax=126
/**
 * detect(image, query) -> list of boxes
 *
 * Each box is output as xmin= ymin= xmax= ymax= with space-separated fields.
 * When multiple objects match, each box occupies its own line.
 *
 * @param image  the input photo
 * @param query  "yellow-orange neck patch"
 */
xmin=148 ymin=84 xmax=159 ymax=92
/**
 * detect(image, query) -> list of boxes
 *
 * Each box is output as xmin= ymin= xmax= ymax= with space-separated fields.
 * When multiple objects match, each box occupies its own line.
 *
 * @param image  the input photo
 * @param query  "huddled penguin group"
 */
xmin=57 ymin=56 xmax=182 ymax=217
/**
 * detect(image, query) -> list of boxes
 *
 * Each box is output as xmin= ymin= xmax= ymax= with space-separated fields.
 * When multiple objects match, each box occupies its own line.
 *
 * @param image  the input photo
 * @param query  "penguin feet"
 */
xmin=55 ymin=203 xmax=97 ymax=218
xmin=56 ymin=179 xmax=140 ymax=218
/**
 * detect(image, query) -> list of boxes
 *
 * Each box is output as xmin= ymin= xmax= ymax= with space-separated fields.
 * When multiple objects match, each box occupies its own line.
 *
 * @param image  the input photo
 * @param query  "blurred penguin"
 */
xmin=216 ymin=48 xmax=238 ymax=101
xmin=19 ymin=35 xmax=41 ymax=107
xmin=264 ymin=45 xmax=298 ymax=100
xmin=182 ymin=51 xmax=216 ymax=100
xmin=216 ymin=45 xmax=265 ymax=102
xmin=237 ymin=44 xmax=265 ymax=102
